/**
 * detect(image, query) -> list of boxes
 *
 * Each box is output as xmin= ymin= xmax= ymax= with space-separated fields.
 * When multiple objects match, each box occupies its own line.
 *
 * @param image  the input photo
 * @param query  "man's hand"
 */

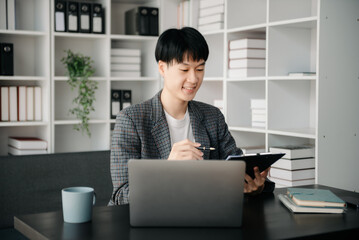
xmin=244 ymin=167 xmax=270 ymax=195
xmin=168 ymin=139 xmax=204 ymax=160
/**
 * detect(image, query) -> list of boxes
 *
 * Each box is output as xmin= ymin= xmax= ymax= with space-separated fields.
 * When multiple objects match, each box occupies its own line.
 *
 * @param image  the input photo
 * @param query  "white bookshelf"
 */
xmin=0 ymin=0 xmax=358 ymax=191
xmin=0 ymin=0 xmax=50 ymax=155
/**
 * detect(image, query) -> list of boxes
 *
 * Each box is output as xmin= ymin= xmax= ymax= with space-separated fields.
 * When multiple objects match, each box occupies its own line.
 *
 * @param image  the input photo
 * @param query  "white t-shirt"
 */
xmin=164 ymin=108 xmax=195 ymax=146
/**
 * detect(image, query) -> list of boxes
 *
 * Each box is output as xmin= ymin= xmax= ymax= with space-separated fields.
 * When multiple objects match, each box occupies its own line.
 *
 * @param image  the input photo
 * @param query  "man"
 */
xmin=110 ymin=27 xmax=273 ymax=205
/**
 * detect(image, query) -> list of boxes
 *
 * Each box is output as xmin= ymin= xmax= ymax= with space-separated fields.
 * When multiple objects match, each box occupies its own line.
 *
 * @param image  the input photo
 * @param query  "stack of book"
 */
xmin=198 ymin=0 xmax=224 ymax=32
xmin=228 ymin=38 xmax=266 ymax=78
xmin=111 ymin=48 xmax=141 ymax=77
xmin=278 ymin=188 xmax=346 ymax=213
xmin=8 ymin=137 xmax=48 ymax=155
xmin=269 ymin=145 xmax=315 ymax=187
xmin=1 ymin=86 xmax=42 ymax=122
xmin=250 ymin=99 xmax=266 ymax=128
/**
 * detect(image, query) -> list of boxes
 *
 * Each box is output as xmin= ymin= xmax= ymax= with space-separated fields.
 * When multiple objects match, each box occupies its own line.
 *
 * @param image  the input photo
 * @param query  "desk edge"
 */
xmin=14 ymin=216 xmax=48 ymax=240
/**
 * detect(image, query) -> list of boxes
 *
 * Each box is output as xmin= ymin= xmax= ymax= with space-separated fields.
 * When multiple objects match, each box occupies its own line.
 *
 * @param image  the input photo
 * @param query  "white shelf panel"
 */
xmin=203 ymin=77 xmax=223 ymax=82
xmin=54 ymin=76 xmax=107 ymax=82
xmin=268 ymin=128 xmax=316 ymax=139
xmin=0 ymin=76 xmax=47 ymax=81
xmin=229 ymin=126 xmax=266 ymax=134
xmin=0 ymin=121 xmax=48 ymax=127
xmin=268 ymin=76 xmax=316 ymax=81
xmin=0 ymin=30 xmax=47 ymax=36
xmin=53 ymin=32 xmax=107 ymax=39
xmin=268 ymin=17 xmax=317 ymax=28
xmin=54 ymin=120 xmax=108 ymax=125
xmin=111 ymin=34 xmax=158 ymax=41
xmin=227 ymin=24 xmax=267 ymax=34
xmin=110 ymin=77 xmax=158 ymax=82
xmin=227 ymin=77 xmax=266 ymax=82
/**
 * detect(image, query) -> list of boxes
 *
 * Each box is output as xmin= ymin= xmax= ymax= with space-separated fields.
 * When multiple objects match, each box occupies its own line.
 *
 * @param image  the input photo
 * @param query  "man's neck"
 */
xmin=160 ymin=90 xmax=188 ymax=119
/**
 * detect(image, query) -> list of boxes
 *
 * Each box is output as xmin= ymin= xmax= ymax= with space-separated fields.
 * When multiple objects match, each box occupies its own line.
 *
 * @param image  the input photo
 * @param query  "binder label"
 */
xmin=93 ymin=17 xmax=102 ymax=32
xmin=81 ymin=15 xmax=90 ymax=30
xmin=55 ymin=12 xmax=65 ymax=31
xmin=68 ymin=15 xmax=78 ymax=31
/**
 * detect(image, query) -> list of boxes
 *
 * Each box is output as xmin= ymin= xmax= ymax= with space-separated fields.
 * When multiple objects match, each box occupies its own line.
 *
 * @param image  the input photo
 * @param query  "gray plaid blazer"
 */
xmin=109 ymin=90 xmax=243 ymax=205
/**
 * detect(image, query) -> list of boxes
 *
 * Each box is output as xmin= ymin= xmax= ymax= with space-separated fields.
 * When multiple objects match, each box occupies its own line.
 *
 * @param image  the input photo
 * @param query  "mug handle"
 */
xmin=93 ymin=191 xmax=97 ymax=206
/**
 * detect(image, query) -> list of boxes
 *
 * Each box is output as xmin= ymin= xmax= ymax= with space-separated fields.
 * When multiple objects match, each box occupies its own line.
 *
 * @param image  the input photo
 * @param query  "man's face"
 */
xmin=159 ymin=55 xmax=205 ymax=103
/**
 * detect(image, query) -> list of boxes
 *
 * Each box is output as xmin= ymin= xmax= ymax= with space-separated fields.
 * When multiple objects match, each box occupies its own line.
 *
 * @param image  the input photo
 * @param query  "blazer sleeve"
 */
xmin=110 ymin=111 xmax=141 ymax=205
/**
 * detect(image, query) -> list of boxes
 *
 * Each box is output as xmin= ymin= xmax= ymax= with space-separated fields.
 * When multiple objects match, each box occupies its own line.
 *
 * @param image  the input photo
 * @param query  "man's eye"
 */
xmin=180 ymin=69 xmax=189 ymax=72
xmin=197 ymin=69 xmax=204 ymax=72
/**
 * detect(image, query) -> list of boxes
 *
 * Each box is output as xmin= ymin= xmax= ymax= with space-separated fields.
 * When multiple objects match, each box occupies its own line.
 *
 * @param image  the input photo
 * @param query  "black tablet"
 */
xmin=226 ymin=152 xmax=285 ymax=179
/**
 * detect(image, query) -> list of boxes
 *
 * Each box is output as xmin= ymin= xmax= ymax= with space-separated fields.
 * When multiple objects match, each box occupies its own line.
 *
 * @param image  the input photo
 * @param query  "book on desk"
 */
xmin=279 ymin=188 xmax=346 ymax=214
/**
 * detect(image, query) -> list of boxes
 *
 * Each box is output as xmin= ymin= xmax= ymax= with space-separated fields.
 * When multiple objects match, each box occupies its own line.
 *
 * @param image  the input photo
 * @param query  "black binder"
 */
xmin=55 ymin=0 xmax=67 ymax=32
xmin=148 ymin=7 xmax=159 ymax=36
xmin=0 ymin=43 xmax=14 ymax=76
xmin=125 ymin=7 xmax=149 ymax=36
xmin=67 ymin=2 xmax=79 ymax=32
xmin=79 ymin=3 xmax=91 ymax=33
xmin=92 ymin=4 xmax=104 ymax=34
xmin=111 ymin=90 xmax=121 ymax=119
xmin=121 ymin=90 xmax=132 ymax=110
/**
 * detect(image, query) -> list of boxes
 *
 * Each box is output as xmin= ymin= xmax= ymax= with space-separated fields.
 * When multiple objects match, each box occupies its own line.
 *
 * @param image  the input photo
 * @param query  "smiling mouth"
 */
xmin=183 ymin=87 xmax=195 ymax=90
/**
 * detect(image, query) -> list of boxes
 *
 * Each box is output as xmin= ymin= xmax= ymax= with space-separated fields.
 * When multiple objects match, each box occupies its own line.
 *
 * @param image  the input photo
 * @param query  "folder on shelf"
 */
xmin=7 ymin=0 xmax=15 ymax=30
xmin=0 ymin=43 xmax=14 ymax=76
xmin=26 ymin=87 xmax=34 ymax=121
xmin=125 ymin=7 xmax=150 ymax=36
xmin=111 ymin=89 xmax=121 ymax=119
xmin=79 ymin=2 xmax=91 ymax=33
xmin=92 ymin=3 xmax=104 ymax=34
xmin=148 ymin=7 xmax=159 ymax=36
xmin=121 ymin=90 xmax=132 ymax=110
xmin=17 ymin=86 xmax=26 ymax=121
xmin=55 ymin=0 xmax=67 ymax=32
xmin=67 ymin=1 xmax=79 ymax=32
xmin=34 ymin=86 xmax=42 ymax=121
xmin=1 ymin=86 xmax=9 ymax=121
xmin=0 ymin=0 xmax=6 ymax=30
xmin=9 ymin=86 xmax=17 ymax=121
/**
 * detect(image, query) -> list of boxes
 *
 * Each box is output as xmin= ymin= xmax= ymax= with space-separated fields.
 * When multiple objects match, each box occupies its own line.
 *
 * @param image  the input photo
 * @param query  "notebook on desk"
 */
xmin=128 ymin=159 xmax=246 ymax=227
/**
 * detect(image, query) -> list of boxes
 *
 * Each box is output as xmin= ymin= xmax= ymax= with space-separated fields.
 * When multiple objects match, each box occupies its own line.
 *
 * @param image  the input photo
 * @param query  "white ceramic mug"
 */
xmin=62 ymin=186 xmax=96 ymax=223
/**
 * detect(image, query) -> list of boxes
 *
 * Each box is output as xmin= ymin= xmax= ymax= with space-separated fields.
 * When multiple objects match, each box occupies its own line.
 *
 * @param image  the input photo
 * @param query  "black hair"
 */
xmin=155 ymin=27 xmax=209 ymax=64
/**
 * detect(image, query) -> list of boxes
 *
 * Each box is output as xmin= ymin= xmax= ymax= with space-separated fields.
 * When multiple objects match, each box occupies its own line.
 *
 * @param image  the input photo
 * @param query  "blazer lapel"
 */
xmin=188 ymin=102 xmax=211 ymax=159
xmin=151 ymin=91 xmax=172 ymax=159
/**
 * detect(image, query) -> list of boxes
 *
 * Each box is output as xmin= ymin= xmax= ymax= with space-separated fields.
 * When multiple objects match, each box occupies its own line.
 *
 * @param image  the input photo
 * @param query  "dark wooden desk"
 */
xmin=14 ymin=185 xmax=359 ymax=240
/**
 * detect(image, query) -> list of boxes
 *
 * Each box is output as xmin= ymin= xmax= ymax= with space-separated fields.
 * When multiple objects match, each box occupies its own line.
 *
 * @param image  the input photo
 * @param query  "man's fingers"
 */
xmin=253 ymin=167 xmax=262 ymax=180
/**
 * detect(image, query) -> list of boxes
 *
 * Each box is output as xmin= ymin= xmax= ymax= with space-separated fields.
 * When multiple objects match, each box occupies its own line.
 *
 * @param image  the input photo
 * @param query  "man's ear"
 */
xmin=158 ymin=60 xmax=166 ymax=77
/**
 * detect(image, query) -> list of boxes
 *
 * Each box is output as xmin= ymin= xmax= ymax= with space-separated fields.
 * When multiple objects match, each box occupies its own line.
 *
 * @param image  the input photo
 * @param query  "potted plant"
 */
xmin=61 ymin=50 xmax=98 ymax=137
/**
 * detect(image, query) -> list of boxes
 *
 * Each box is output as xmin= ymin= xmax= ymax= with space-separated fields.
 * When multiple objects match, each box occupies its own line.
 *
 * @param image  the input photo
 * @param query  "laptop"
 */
xmin=128 ymin=159 xmax=245 ymax=227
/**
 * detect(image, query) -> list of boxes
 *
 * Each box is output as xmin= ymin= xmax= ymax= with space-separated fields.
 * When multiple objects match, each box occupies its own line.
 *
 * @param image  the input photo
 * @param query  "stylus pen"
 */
xmin=196 ymin=147 xmax=216 ymax=151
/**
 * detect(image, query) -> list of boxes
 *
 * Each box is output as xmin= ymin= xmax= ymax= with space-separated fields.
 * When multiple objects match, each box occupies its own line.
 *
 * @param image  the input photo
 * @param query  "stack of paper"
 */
xmin=269 ymin=145 xmax=315 ymax=187
xmin=250 ymin=99 xmax=266 ymax=128
xmin=111 ymin=48 xmax=141 ymax=77
xmin=228 ymin=38 xmax=266 ymax=78
xmin=8 ymin=137 xmax=48 ymax=155
xmin=198 ymin=0 xmax=224 ymax=32
xmin=278 ymin=188 xmax=346 ymax=213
